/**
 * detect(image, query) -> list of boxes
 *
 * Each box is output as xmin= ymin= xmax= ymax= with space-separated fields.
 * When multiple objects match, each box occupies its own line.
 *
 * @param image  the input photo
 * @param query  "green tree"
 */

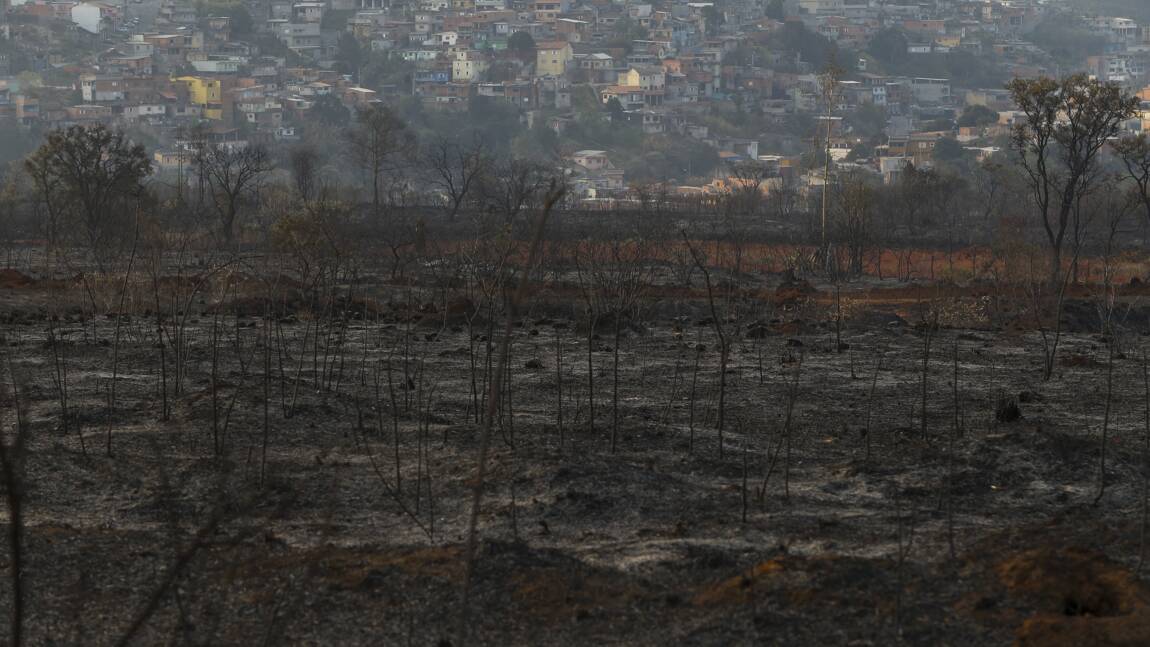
xmin=335 ymin=33 xmax=364 ymax=80
xmin=508 ymin=31 xmax=536 ymax=54
xmin=766 ymin=0 xmax=785 ymax=20
xmin=845 ymin=141 xmax=872 ymax=162
xmin=1007 ymin=74 xmax=1138 ymax=289
xmin=606 ymin=97 xmax=625 ymax=125
xmin=196 ymin=0 xmax=252 ymax=34
xmin=361 ymin=52 xmax=413 ymax=89
xmin=310 ymin=94 xmax=351 ymax=127
xmin=1030 ymin=13 xmax=1106 ymax=66
xmin=608 ymin=17 xmax=649 ymax=51
xmin=1115 ymin=134 xmax=1150 ymax=226
xmin=774 ymin=22 xmax=839 ymax=69
xmin=571 ymin=84 xmax=601 ymax=115
xmin=701 ymin=6 xmax=724 ymax=36
xmin=0 ymin=116 xmax=35 ymax=167
xmin=845 ymin=104 xmax=887 ymax=140
xmin=933 ymin=137 xmax=965 ymax=161
xmin=867 ymin=28 xmax=908 ymax=65
xmin=226 ymin=5 xmax=252 ymax=34
xmin=957 ymin=104 xmax=999 ymax=128
xmin=511 ymin=123 xmax=560 ymax=161
xmin=24 ymin=124 xmax=150 ymax=254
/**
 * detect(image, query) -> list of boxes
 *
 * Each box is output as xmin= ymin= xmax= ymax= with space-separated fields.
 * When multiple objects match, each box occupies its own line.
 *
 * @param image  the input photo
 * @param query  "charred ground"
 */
xmin=0 ymin=246 xmax=1148 ymax=646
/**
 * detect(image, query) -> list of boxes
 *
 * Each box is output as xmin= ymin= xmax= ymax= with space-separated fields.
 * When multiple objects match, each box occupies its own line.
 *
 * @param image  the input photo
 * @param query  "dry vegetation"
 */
xmin=2 ymin=76 xmax=1150 ymax=644
xmin=0 ymin=220 xmax=1148 ymax=645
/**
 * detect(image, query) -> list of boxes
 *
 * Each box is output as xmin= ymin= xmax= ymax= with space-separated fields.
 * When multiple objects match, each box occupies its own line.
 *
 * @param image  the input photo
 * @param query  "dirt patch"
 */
xmin=230 ymin=544 xmax=464 ymax=588
xmin=1060 ymin=353 xmax=1103 ymax=368
xmin=693 ymin=559 xmax=784 ymax=606
xmin=511 ymin=565 xmax=642 ymax=623
xmin=995 ymin=547 xmax=1150 ymax=646
xmin=0 ymin=268 xmax=36 ymax=288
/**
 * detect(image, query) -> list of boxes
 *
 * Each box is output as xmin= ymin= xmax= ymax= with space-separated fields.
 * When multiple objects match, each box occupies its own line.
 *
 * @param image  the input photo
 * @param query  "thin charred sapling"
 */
xmin=919 ymin=305 xmax=938 ymax=441
xmin=106 ymin=210 xmax=140 ymax=457
xmin=0 ymin=364 xmax=29 ymax=647
xmin=572 ymin=242 xmax=602 ymax=440
xmin=689 ymin=334 xmax=702 ymax=453
xmin=759 ymin=351 xmax=802 ymax=504
xmin=47 ymin=318 xmax=82 ymax=454
xmin=1139 ymin=351 xmax=1149 ymax=574
xmin=893 ymin=492 xmax=917 ymax=638
xmin=576 ymin=236 xmax=652 ymax=453
xmin=946 ymin=340 xmax=960 ymax=560
xmin=459 ymin=182 xmax=565 ymax=645
xmin=261 ymin=311 xmax=272 ymax=484
xmin=1093 ymin=338 xmax=1115 ymax=507
xmin=864 ymin=351 xmax=881 ymax=462
xmin=555 ymin=324 xmax=564 ymax=450
xmin=683 ymin=232 xmax=729 ymax=459
xmin=147 ymin=250 xmax=169 ymax=423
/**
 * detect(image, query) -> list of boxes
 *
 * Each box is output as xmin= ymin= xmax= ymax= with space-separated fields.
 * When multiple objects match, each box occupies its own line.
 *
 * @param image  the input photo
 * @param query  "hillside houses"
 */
xmin=6 ymin=0 xmax=1150 ymax=201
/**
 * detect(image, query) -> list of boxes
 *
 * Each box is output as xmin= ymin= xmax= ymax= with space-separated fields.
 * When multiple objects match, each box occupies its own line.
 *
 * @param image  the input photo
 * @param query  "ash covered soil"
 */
xmin=1 ymin=266 xmax=1150 ymax=646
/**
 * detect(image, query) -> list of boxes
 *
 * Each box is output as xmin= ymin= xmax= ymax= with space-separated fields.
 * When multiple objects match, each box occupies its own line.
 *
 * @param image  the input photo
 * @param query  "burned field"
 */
xmin=0 ymin=251 xmax=1149 ymax=646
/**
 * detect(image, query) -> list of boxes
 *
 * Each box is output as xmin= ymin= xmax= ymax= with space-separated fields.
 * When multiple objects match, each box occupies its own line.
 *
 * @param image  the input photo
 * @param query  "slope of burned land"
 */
xmin=0 ymin=257 xmax=1146 ymax=645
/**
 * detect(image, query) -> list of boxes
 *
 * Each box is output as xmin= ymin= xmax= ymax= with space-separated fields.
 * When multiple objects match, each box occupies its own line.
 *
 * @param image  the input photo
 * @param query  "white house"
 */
xmin=123 ymin=103 xmax=167 ymax=120
xmin=570 ymin=150 xmax=611 ymax=171
xmin=72 ymin=3 xmax=108 ymax=34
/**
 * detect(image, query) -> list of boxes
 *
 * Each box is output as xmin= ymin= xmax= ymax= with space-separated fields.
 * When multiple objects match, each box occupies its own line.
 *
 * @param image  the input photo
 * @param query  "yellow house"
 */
xmin=935 ymin=35 xmax=961 ymax=48
xmin=175 ymin=76 xmax=224 ymax=120
xmin=616 ymin=66 xmax=665 ymax=91
xmin=535 ymin=41 xmax=572 ymax=77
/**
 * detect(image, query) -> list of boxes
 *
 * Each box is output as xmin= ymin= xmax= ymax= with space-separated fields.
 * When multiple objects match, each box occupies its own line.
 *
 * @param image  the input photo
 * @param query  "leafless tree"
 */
xmin=289 ymin=144 xmax=324 ymax=204
xmin=832 ymin=170 xmax=874 ymax=277
xmin=1115 ymin=133 xmax=1150 ymax=228
xmin=573 ymin=236 xmax=653 ymax=452
xmin=481 ymin=157 xmax=549 ymax=225
xmin=683 ymin=232 xmax=730 ymax=459
xmin=198 ymin=144 xmax=273 ymax=243
xmin=0 ymin=362 xmax=28 ymax=647
xmin=767 ymin=174 xmax=803 ymax=223
xmin=345 ymin=105 xmax=414 ymax=213
xmin=424 ymin=136 xmax=489 ymax=221
xmin=724 ymin=160 xmax=769 ymax=217
xmin=459 ymin=180 xmax=565 ymax=644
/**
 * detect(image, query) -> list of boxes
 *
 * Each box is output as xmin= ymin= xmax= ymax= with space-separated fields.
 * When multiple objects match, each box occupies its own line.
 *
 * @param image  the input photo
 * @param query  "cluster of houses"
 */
xmin=4 ymin=0 xmax=1150 ymax=201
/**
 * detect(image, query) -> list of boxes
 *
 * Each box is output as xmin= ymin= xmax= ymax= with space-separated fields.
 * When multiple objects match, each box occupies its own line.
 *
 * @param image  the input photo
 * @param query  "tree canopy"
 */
xmin=310 ymin=94 xmax=351 ymax=128
xmin=507 ymin=31 xmax=536 ymax=53
xmin=957 ymin=104 xmax=999 ymax=128
xmin=933 ymin=137 xmax=965 ymax=161
xmin=24 ymin=124 xmax=150 ymax=251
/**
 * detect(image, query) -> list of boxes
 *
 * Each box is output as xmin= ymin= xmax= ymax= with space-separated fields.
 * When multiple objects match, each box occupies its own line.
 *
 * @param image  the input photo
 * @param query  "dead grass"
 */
xmin=692 ymin=559 xmax=784 ymax=607
xmin=227 ymin=544 xmax=465 ymax=589
xmin=510 ymin=566 xmax=643 ymax=623
xmin=994 ymin=547 xmax=1150 ymax=646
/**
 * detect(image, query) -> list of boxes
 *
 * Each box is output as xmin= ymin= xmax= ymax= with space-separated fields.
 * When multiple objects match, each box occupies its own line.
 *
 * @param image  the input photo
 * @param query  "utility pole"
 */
xmin=818 ymin=61 xmax=842 ymax=271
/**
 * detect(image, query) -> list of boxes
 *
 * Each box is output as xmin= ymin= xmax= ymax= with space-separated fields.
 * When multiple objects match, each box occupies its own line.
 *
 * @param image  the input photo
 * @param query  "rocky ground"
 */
xmin=0 ymin=260 xmax=1148 ymax=646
